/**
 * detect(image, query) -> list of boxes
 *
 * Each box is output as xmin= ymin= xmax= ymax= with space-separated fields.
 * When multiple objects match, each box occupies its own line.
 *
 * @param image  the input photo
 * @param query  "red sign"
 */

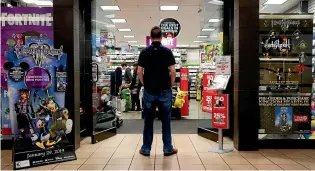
xmin=203 ymin=73 xmax=215 ymax=91
xmin=202 ymin=91 xmax=213 ymax=113
xmin=294 ymin=115 xmax=308 ymax=122
xmin=180 ymin=68 xmax=189 ymax=116
xmin=212 ymin=94 xmax=229 ymax=129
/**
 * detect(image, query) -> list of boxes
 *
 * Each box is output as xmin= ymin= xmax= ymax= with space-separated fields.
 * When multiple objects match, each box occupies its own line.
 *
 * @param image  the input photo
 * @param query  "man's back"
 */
xmin=138 ymin=41 xmax=175 ymax=92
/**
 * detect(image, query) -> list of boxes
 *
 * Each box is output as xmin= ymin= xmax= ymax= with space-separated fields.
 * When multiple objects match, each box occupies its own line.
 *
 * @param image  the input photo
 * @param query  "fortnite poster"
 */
xmin=1 ymin=88 xmax=11 ymax=135
xmin=275 ymin=106 xmax=293 ymax=132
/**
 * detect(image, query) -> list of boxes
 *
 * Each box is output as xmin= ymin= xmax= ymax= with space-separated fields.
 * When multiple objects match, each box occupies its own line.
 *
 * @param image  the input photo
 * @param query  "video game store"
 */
xmin=1 ymin=0 xmax=315 ymax=169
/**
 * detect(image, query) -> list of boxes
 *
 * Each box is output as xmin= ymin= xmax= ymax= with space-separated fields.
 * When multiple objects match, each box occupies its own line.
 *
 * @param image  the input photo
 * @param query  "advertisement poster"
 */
xmin=212 ymin=94 xmax=229 ymax=129
xmin=160 ymin=18 xmax=181 ymax=38
xmin=1 ymin=7 xmax=54 ymax=87
xmin=202 ymin=73 xmax=215 ymax=91
xmin=205 ymin=44 xmax=223 ymax=64
xmin=1 ymin=88 xmax=11 ymax=135
xmin=275 ymin=106 xmax=293 ymax=132
xmin=215 ymin=56 xmax=231 ymax=75
xmin=202 ymin=91 xmax=217 ymax=113
xmin=146 ymin=36 xmax=177 ymax=48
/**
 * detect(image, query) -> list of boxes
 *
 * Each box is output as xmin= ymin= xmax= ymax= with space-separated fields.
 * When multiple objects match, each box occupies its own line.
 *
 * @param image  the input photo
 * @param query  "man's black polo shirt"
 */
xmin=138 ymin=41 xmax=175 ymax=92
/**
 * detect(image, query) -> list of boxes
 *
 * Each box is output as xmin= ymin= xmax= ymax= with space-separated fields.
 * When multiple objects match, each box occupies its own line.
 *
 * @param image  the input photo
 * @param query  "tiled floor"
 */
xmin=2 ymin=134 xmax=315 ymax=170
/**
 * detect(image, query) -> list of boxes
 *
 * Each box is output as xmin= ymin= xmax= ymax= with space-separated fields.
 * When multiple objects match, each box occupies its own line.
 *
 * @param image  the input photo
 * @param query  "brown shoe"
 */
xmin=164 ymin=148 xmax=178 ymax=156
xmin=139 ymin=149 xmax=150 ymax=156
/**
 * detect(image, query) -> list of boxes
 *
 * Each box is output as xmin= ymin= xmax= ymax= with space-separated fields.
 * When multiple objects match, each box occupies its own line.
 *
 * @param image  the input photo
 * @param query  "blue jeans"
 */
xmin=141 ymin=89 xmax=174 ymax=154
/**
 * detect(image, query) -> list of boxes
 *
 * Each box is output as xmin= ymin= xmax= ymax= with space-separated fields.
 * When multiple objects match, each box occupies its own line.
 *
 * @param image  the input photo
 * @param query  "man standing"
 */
xmin=137 ymin=26 xmax=177 ymax=156
xmin=121 ymin=63 xmax=132 ymax=84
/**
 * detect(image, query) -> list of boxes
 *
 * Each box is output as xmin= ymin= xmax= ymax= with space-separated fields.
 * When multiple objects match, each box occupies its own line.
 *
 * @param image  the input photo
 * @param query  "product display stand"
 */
xmin=208 ymin=129 xmax=234 ymax=153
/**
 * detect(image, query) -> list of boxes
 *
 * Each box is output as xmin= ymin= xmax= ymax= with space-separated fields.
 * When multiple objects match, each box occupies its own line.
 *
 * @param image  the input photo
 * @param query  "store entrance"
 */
xmin=84 ymin=0 xmax=226 ymax=144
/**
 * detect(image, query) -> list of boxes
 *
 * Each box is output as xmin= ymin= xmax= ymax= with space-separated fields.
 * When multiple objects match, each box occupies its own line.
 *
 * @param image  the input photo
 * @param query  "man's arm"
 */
xmin=137 ymin=66 xmax=144 ymax=85
xmin=169 ymin=65 xmax=176 ymax=87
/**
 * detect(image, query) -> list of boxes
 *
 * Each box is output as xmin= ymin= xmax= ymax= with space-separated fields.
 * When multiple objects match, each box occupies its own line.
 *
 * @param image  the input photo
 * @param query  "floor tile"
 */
xmin=1 ymin=156 xmax=12 ymax=165
xmin=78 ymin=164 xmax=106 ymax=170
xmin=300 ymin=163 xmax=315 ymax=170
xmin=179 ymin=164 xmax=206 ymax=170
xmin=155 ymin=164 xmax=180 ymax=170
xmin=59 ymin=158 xmax=87 ymax=165
xmin=201 ymin=157 xmax=226 ymax=164
xmin=229 ymin=164 xmax=257 ymax=170
xmin=131 ymin=158 xmax=155 ymax=165
xmin=178 ymin=158 xmax=203 ymax=165
xmin=75 ymin=152 xmax=93 ymax=159
xmin=204 ymin=164 xmax=231 ymax=170
xmin=253 ymin=164 xmax=283 ymax=170
xmin=2 ymin=165 xmax=14 ymax=171
xmin=107 ymin=158 xmax=132 ymax=165
xmin=223 ymin=156 xmax=250 ymax=165
xmin=198 ymin=152 xmax=221 ymax=159
xmin=1 ymin=165 xmax=9 ymax=169
xmin=129 ymin=164 xmax=154 ymax=170
xmin=177 ymin=152 xmax=199 ymax=158
xmin=278 ymin=164 xmax=309 ymax=170
xmin=84 ymin=158 xmax=110 ymax=165
xmin=247 ymin=158 xmax=273 ymax=165
xmin=103 ymin=164 xmax=130 ymax=170
xmin=89 ymin=152 xmax=114 ymax=159
xmin=111 ymin=152 xmax=135 ymax=158
xmin=27 ymin=164 xmax=57 ymax=170
xmin=267 ymin=157 xmax=297 ymax=165
xmin=52 ymin=164 xmax=81 ymax=170
xmin=155 ymin=158 xmax=178 ymax=165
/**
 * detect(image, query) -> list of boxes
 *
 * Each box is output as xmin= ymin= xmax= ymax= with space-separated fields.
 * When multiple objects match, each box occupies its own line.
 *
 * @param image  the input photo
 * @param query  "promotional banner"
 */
xmin=180 ymin=68 xmax=189 ymax=116
xmin=212 ymin=94 xmax=229 ymax=129
xmin=215 ymin=56 xmax=231 ymax=75
xmin=202 ymin=91 xmax=217 ymax=113
xmin=160 ymin=18 xmax=181 ymax=38
xmin=203 ymin=73 xmax=216 ymax=91
xmin=146 ymin=36 xmax=177 ymax=48
xmin=1 ymin=7 xmax=54 ymax=87
xmin=5 ymin=37 xmax=76 ymax=169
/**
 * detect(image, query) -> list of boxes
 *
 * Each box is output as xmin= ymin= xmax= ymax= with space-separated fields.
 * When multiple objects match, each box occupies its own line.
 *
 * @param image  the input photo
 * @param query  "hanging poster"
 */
xmin=146 ymin=36 xmax=177 ymax=48
xmin=215 ymin=56 xmax=231 ymax=75
xmin=212 ymin=94 xmax=229 ymax=129
xmin=205 ymin=44 xmax=223 ymax=64
xmin=160 ymin=18 xmax=181 ymax=38
xmin=202 ymin=73 xmax=216 ymax=91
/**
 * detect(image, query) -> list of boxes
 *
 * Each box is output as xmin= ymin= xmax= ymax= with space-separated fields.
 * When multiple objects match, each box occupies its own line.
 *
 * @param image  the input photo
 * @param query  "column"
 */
xmin=53 ymin=0 xmax=81 ymax=149
xmin=233 ymin=0 xmax=259 ymax=150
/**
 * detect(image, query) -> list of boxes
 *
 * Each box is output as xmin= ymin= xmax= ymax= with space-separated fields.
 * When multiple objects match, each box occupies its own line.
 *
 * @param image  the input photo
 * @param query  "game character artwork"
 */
xmin=275 ymin=107 xmax=293 ymax=132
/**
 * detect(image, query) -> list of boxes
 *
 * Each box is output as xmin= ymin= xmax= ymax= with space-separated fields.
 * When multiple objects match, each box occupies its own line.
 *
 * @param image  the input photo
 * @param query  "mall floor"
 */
xmin=2 ymin=134 xmax=315 ymax=170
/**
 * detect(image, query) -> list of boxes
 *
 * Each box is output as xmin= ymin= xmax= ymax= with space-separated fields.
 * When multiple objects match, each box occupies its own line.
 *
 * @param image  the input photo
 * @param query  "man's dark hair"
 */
xmin=150 ymin=26 xmax=162 ymax=39
xmin=121 ymin=63 xmax=127 ymax=67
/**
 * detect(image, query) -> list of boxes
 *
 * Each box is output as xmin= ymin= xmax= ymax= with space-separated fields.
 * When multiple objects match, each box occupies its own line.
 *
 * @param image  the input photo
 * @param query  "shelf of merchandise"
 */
xmin=183 ymin=65 xmax=200 ymax=99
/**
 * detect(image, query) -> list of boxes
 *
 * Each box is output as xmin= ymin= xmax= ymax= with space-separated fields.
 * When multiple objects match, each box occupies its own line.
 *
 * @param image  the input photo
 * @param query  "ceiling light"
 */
xmin=177 ymin=45 xmax=189 ymax=47
xmin=190 ymin=45 xmax=199 ymax=48
xmin=128 ymin=41 xmax=137 ymax=43
xmin=208 ymin=19 xmax=220 ymax=22
xmin=264 ymin=0 xmax=287 ymax=4
xmin=160 ymin=6 xmax=179 ymax=11
xmin=197 ymin=35 xmax=208 ymax=38
xmin=22 ymin=0 xmax=36 ymax=3
xmin=100 ymin=6 xmax=120 ymax=11
xmin=202 ymin=28 xmax=215 ymax=31
xmin=118 ymin=28 xmax=132 ymax=32
xmin=34 ymin=0 xmax=53 ymax=5
xmin=208 ymin=0 xmax=224 ymax=5
xmin=111 ymin=19 xmax=126 ymax=23
xmin=193 ymin=41 xmax=203 ymax=43
xmin=139 ymin=45 xmax=147 ymax=47
xmin=124 ymin=36 xmax=135 ymax=38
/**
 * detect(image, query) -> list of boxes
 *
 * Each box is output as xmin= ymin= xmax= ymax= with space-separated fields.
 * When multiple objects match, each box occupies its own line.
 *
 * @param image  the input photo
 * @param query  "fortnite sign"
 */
xmin=263 ymin=39 xmax=291 ymax=50
xmin=1 ymin=12 xmax=53 ymax=27
xmin=14 ymin=43 xmax=63 ymax=66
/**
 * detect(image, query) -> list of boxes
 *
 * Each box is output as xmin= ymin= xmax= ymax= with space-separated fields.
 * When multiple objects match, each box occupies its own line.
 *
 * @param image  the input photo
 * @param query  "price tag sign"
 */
xmin=203 ymin=73 xmax=215 ymax=91
xmin=215 ymin=56 xmax=231 ymax=75
xmin=212 ymin=94 xmax=229 ymax=129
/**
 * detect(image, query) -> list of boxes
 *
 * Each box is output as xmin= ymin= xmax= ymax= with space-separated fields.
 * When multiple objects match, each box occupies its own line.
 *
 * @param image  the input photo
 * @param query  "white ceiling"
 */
xmin=92 ymin=0 xmax=299 ymax=47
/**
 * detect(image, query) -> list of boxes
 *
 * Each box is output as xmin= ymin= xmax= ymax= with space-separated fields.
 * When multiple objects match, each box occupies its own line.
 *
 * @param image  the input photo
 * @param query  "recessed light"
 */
xmin=264 ymin=0 xmax=287 ymax=4
xmin=34 ymin=0 xmax=53 ymax=5
xmin=202 ymin=28 xmax=215 ymax=31
xmin=193 ymin=41 xmax=203 ymax=43
xmin=128 ymin=41 xmax=137 ymax=43
xmin=208 ymin=0 xmax=224 ymax=5
xmin=100 ymin=6 xmax=120 ymax=11
xmin=208 ymin=19 xmax=220 ymax=22
xmin=160 ymin=6 xmax=179 ymax=11
xmin=124 ymin=36 xmax=135 ymax=38
xmin=190 ymin=45 xmax=199 ymax=48
xmin=118 ymin=28 xmax=132 ymax=32
xmin=197 ymin=35 xmax=208 ymax=38
xmin=111 ymin=19 xmax=127 ymax=23
xmin=177 ymin=45 xmax=189 ymax=47
xmin=22 ymin=0 xmax=36 ymax=3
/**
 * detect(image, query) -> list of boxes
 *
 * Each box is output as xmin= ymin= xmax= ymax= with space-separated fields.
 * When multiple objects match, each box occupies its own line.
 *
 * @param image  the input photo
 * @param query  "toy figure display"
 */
xmin=3 ymin=34 xmax=76 ymax=169
xmin=196 ymin=71 xmax=203 ymax=101
xmin=173 ymin=88 xmax=188 ymax=108
xmin=121 ymin=88 xmax=131 ymax=112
